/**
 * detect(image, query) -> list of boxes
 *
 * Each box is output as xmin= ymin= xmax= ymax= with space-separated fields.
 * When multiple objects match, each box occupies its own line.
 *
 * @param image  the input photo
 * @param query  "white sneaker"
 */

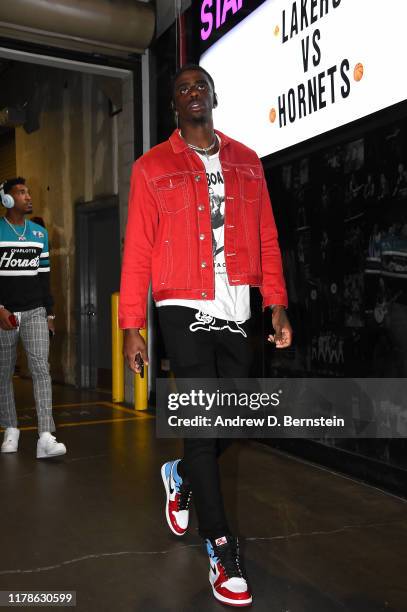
xmin=1 ymin=428 xmax=20 ymax=453
xmin=37 ymin=432 xmax=66 ymax=459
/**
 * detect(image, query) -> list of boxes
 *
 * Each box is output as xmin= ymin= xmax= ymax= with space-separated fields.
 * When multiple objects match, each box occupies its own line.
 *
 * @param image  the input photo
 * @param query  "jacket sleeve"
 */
xmin=258 ymin=164 xmax=288 ymax=309
xmin=38 ymin=229 xmax=54 ymax=315
xmin=119 ymin=160 xmax=159 ymax=329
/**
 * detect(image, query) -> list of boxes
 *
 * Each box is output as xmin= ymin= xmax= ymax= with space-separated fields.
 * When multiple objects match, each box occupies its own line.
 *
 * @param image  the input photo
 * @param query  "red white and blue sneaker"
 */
xmin=161 ymin=459 xmax=192 ymax=536
xmin=206 ymin=535 xmax=252 ymax=607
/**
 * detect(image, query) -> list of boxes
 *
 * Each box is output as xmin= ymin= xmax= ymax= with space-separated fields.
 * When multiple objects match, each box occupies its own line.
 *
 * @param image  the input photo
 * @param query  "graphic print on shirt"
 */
xmin=189 ymin=310 xmax=247 ymax=337
xmin=0 ymin=243 xmax=44 ymax=276
xmin=207 ymin=168 xmax=225 ymax=265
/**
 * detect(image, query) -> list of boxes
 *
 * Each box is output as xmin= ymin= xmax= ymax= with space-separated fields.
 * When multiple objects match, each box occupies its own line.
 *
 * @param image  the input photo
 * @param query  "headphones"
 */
xmin=0 ymin=183 xmax=14 ymax=209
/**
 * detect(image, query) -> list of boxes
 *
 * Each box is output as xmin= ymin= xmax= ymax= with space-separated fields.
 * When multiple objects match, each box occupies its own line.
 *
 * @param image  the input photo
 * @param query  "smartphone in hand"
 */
xmin=135 ymin=353 xmax=144 ymax=378
xmin=9 ymin=314 xmax=18 ymax=328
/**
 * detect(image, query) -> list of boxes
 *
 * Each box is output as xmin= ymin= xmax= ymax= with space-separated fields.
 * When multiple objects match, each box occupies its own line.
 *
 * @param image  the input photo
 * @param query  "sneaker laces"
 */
xmin=214 ymin=537 xmax=243 ymax=579
xmin=41 ymin=434 xmax=57 ymax=444
xmin=177 ymin=481 xmax=192 ymax=511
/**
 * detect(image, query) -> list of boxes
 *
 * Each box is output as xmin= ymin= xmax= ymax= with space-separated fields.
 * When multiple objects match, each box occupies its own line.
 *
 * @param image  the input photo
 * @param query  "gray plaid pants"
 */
xmin=0 ymin=306 xmax=55 ymax=434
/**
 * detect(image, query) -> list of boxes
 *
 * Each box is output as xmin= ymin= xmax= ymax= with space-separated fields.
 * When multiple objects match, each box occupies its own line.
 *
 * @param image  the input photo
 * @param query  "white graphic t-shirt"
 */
xmin=156 ymin=148 xmax=250 ymax=323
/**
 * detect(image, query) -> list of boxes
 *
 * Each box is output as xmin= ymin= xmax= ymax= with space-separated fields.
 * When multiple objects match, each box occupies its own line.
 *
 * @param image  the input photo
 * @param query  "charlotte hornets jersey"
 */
xmin=0 ymin=217 xmax=53 ymax=313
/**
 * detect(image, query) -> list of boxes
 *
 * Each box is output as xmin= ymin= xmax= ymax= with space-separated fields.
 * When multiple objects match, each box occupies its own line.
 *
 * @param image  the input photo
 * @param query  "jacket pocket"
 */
xmin=153 ymin=174 xmax=189 ymax=213
xmin=237 ymin=168 xmax=262 ymax=203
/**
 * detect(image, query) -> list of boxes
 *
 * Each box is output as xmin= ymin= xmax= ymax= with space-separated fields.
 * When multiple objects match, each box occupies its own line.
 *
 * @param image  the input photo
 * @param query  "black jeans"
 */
xmin=158 ymin=306 xmax=253 ymax=540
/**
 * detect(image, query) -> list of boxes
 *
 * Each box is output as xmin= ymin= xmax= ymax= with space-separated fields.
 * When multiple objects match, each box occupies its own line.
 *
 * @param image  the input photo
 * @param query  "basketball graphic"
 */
xmin=274 ymin=25 xmax=280 ymax=36
xmin=269 ymin=107 xmax=276 ymax=123
xmin=354 ymin=62 xmax=364 ymax=82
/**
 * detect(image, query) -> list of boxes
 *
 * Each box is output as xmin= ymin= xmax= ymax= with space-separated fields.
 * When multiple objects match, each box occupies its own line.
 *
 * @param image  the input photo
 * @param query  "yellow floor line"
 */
xmin=52 ymin=401 xmax=111 ymax=409
xmin=17 ymin=401 xmax=153 ymax=415
xmin=17 ymin=416 xmax=142 ymax=431
xmin=13 ymin=401 xmax=154 ymax=426
xmin=17 ymin=401 xmax=110 ymax=411
xmin=101 ymin=401 xmax=154 ymax=417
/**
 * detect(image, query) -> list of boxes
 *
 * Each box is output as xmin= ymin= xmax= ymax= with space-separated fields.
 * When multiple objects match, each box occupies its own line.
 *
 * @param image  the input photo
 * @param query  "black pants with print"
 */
xmin=158 ymin=306 xmax=253 ymax=540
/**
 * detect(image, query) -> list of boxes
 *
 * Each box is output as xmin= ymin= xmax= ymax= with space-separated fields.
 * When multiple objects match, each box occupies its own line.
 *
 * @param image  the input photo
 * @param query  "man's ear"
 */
xmin=170 ymin=100 xmax=175 ymax=111
xmin=213 ymin=93 xmax=218 ymax=108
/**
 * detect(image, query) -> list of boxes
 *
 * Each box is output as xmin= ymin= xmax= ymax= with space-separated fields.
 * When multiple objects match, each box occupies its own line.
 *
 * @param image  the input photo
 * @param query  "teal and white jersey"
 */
xmin=0 ymin=217 xmax=54 ymax=313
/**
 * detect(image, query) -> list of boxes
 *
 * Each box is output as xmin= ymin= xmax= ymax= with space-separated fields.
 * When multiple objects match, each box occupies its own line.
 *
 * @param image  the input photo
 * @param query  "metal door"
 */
xmin=76 ymin=197 xmax=121 ymax=388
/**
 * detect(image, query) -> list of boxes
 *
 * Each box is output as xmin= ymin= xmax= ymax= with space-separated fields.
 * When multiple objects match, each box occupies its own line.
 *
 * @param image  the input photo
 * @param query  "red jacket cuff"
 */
xmin=262 ymin=293 xmax=288 ymax=310
xmin=119 ymin=317 xmax=146 ymax=330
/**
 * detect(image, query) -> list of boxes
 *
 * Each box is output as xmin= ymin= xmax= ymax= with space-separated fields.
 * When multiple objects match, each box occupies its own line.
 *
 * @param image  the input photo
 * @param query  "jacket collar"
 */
xmin=169 ymin=128 xmax=231 ymax=154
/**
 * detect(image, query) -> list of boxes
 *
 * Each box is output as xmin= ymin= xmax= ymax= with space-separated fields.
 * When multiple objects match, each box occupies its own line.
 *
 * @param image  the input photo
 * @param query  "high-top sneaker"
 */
xmin=206 ymin=535 xmax=252 ymax=607
xmin=161 ymin=459 xmax=192 ymax=536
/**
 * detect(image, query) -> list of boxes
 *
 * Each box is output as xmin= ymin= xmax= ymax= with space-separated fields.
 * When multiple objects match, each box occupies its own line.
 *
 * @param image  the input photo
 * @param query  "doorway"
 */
xmin=76 ymin=197 xmax=121 ymax=389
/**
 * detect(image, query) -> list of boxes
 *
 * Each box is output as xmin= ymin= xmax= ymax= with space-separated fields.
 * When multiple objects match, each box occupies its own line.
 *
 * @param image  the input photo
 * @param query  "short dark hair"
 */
xmin=3 ymin=177 xmax=26 ymax=194
xmin=172 ymin=63 xmax=215 ymax=98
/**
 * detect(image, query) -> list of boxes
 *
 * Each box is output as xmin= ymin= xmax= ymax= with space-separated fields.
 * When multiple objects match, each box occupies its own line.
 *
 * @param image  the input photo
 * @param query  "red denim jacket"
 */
xmin=119 ymin=129 xmax=288 ymax=329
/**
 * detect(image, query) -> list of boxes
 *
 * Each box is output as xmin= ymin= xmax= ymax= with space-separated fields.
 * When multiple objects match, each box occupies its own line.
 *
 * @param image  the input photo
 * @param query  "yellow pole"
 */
xmin=134 ymin=327 xmax=148 ymax=410
xmin=111 ymin=292 xmax=124 ymax=403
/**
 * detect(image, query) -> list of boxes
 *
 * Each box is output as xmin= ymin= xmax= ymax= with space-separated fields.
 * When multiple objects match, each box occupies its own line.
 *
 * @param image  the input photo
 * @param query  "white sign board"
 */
xmin=201 ymin=0 xmax=407 ymax=158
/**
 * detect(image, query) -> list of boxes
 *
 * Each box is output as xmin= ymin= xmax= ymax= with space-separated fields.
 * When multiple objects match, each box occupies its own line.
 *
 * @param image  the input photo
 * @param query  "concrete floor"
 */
xmin=0 ymin=379 xmax=406 ymax=612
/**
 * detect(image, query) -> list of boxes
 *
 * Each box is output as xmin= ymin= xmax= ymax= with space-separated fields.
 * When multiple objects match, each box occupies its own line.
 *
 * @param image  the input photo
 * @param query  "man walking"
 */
xmin=120 ymin=65 xmax=292 ymax=606
xmin=0 ymin=177 xmax=66 ymax=459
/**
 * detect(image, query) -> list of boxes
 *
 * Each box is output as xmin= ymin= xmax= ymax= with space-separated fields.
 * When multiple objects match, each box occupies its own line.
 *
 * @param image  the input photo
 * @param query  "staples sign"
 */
xmin=201 ymin=0 xmax=244 ymax=41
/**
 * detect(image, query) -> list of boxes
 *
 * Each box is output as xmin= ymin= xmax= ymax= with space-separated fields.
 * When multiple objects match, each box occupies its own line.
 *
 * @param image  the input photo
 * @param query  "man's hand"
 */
xmin=267 ymin=306 xmax=293 ymax=349
xmin=124 ymin=329 xmax=149 ymax=374
xmin=0 ymin=308 xmax=16 ymax=331
xmin=47 ymin=318 xmax=55 ymax=336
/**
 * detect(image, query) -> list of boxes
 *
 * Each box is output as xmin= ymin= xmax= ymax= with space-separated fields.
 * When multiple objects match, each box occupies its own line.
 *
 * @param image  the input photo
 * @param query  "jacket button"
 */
xmin=201 ymin=292 xmax=207 ymax=298
xmin=199 ymin=234 xmax=205 ymax=240
xmin=201 ymin=261 xmax=207 ymax=268
xmin=198 ymin=205 xmax=204 ymax=211
xmin=195 ymin=175 xmax=201 ymax=182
